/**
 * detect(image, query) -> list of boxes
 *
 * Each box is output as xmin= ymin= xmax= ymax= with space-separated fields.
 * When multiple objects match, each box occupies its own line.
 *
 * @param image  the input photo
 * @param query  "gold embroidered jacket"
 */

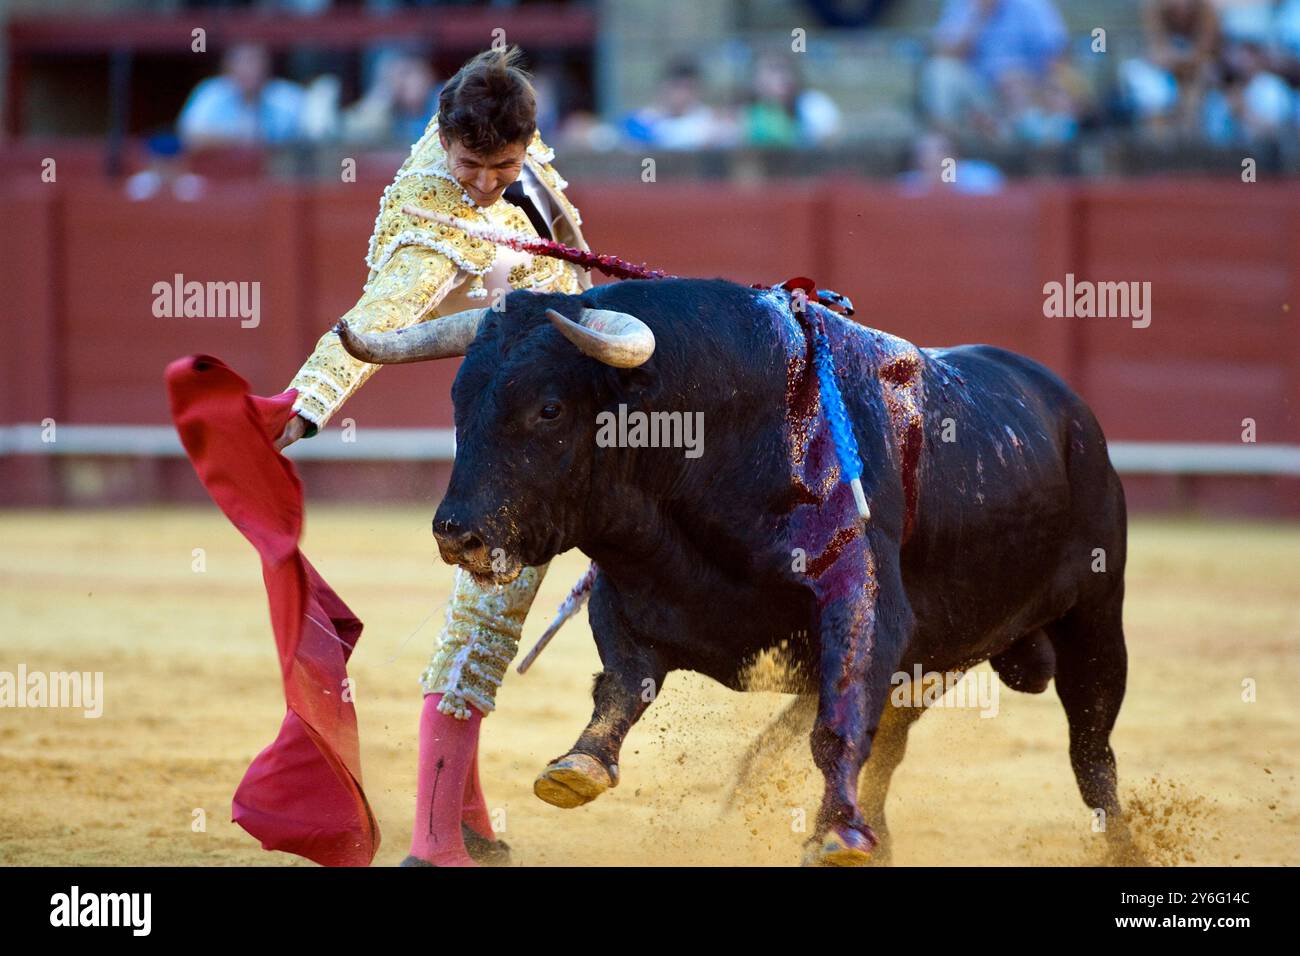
xmin=288 ymin=120 xmax=592 ymax=429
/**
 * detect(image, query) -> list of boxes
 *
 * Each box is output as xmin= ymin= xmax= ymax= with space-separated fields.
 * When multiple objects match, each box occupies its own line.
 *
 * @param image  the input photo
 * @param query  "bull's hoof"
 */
xmin=534 ymin=752 xmax=614 ymax=809
xmin=802 ymin=825 xmax=879 ymax=867
xmin=399 ymin=855 xmax=436 ymax=867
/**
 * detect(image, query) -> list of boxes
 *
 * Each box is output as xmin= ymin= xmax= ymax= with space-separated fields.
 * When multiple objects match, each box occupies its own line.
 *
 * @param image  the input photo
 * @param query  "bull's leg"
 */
xmin=1045 ymin=587 xmax=1137 ymax=860
xmin=805 ymin=553 xmax=911 ymax=867
xmin=856 ymin=700 xmax=925 ymax=865
xmin=534 ymin=634 xmax=666 ymax=810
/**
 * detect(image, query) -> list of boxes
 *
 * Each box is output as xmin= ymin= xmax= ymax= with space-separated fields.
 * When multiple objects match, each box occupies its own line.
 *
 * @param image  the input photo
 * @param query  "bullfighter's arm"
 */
xmin=287 ymin=244 xmax=463 ymax=432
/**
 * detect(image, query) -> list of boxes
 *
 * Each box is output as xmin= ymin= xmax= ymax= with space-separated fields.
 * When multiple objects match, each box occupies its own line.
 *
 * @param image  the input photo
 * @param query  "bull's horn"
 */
xmin=545 ymin=308 xmax=655 ymax=368
xmin=335 ymin=307 xmax=487 ymax=364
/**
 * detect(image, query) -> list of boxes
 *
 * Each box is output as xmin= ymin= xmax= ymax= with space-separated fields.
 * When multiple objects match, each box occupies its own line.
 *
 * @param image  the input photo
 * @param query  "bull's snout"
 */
xmin=432 ymin=515 xmax=490 ymax=570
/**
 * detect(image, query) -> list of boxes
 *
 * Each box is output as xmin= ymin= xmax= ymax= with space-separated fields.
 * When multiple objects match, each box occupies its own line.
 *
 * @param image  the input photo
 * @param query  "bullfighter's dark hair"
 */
xmin=438 ymin=46 xmax=537 ymax=155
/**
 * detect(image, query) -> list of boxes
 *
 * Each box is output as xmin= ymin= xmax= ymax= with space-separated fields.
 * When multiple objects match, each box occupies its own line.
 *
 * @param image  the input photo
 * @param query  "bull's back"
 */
xmin=924 ymin=343 xmax=1121 ymax=520
xmin=916 ymin=343 xmax=1084 ymax=524
xmin=901 ymin=344 xmax=1122 ymax=656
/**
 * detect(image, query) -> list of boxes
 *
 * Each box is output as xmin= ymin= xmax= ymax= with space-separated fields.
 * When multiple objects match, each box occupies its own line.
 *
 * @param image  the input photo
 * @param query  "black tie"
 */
xmin=502 ymin=179 xmax=554 ymax=240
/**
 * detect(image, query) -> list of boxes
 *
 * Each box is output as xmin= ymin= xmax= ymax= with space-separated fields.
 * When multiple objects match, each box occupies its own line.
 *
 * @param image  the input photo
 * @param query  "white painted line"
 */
xmin=1106 ymin=442 xmax=1300 ymax=476
xmin=0 ymin=424 xmax=454 ymax=461
xmin=1 ymin=425 xmax=1297 ymax=474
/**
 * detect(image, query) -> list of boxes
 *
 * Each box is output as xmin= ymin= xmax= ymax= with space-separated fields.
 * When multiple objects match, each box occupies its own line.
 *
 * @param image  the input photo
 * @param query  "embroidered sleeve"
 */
xmin=287 ymin=243 xmax=462 ymax=429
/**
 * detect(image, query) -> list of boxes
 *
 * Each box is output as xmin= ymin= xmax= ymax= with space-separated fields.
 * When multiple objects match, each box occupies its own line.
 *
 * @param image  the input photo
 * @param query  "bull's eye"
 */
xmin=538 ymin=402 xmax=563 ymax=421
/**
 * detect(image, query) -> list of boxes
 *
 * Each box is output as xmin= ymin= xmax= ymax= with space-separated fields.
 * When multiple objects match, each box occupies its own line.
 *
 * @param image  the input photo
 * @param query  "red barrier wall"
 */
xmin=1077 ymin=181 xmax=1299 ymax=445
xmin=1 ymin=176 xmax=1296 ymax=510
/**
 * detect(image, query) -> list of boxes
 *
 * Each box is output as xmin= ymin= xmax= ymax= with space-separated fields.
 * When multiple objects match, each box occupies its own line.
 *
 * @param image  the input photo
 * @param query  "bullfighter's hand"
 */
xmin=274 ymin=414 xmax=309 ymax=451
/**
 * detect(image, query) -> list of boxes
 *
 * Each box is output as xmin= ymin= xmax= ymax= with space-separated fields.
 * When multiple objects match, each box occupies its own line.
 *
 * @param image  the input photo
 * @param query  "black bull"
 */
xmin=351 ymin=277 xmax=1130 ymax=866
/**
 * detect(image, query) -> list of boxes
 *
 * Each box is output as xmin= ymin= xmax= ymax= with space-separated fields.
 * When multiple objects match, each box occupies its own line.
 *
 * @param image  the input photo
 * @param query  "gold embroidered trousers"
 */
xmin=419 ymin=562 xmax=551 ymax=718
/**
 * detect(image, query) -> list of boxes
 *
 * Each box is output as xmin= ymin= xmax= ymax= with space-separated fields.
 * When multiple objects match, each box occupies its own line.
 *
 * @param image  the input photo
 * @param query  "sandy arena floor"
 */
xmin=0 ymin=507 xmax=1296 ymax=866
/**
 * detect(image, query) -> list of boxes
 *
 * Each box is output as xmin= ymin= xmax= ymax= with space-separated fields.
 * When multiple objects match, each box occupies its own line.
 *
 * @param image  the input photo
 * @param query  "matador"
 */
xmin=277 ymin=47 xmax=589 ymax=866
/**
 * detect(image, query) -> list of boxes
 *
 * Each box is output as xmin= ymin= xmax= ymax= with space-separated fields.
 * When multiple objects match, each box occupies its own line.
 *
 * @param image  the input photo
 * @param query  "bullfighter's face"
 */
xmin=439 ymin=131 xmax=527 ymax=208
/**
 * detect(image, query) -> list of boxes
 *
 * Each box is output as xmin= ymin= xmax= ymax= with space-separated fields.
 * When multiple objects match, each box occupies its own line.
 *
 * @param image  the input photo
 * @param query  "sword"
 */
xmin=400 ymin=205 xmax=856 ymax=315
xmin=401 ymin=206 xmax=673 ymax=281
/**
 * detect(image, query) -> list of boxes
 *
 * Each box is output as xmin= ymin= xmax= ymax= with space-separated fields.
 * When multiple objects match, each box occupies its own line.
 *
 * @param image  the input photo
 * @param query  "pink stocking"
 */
xmin=409 ymin=693 xmax=480 ymax=866
xmin=462 ymin=746 xmax=495 ymax=840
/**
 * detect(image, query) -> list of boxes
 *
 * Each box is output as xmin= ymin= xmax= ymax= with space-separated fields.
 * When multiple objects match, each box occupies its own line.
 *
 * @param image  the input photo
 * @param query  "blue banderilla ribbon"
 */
xmin=779 ymin=279 xmax=870 ymax=524
xmin=811 ymin=306 xmax=871 ymax=522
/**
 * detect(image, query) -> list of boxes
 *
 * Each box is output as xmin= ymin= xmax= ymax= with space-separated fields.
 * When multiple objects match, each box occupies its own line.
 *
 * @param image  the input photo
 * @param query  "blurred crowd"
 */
xmin=921 ymin=0 xmax=1300 ymax=147
xmin=1121 ymin=0 xmax=1300 ymax=143
xmin=615 ymin=53 xmax=843 ymax=150
xmin=171 ymin=42 xmax=844 ymax=154
xmin=161 ymin=0 xmax=1300 ymax=163
xmin=177 ymin=43 xmax=443 ymax=148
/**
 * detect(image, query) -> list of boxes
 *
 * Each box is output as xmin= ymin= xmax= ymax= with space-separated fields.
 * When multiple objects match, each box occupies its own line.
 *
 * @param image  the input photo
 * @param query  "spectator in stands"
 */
xmin=620 ymin=58 xmax=727 ymax=150
xmin=178 ymin=43 xmax=306 ymax=147
xmin=299 ymin=74 xmax=343 ymax=143
xmin=897 ymin=128 xmax=1004 ymax=195
xmin=1119 ymin=0 xmax=1222 ymax=136
xmin=342 ymin=51 xmax=441 ymax=145
xmin=1204 ymin=39 xmax=1295 ymax=142
xmin=1218 ymin=1 xmax=1300 ymax=95
xmin=1276 ymin=0 xmax=1300 ymax=84
xmin=1217 ymin=0 xmax=1281 ymax=44
xmin=922 ymin=0 xmax=1068 ymax=138
xmin=124 ymin=133 xmax=207 ymax=203
xmin=1002 ymin=62 xmax=1084 ymax=145
xmin=736 ymin=52 xmax=843 ymax=148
